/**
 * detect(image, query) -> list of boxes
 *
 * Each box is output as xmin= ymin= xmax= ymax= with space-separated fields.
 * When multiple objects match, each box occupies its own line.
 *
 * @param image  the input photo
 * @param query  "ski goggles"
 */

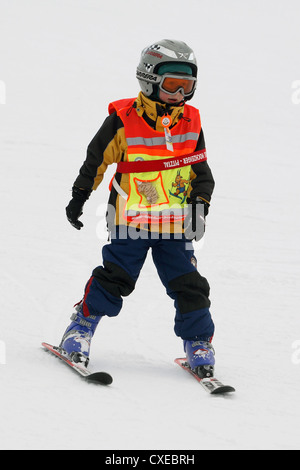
xmin=159 ymin=74 xmax=197 ymax=97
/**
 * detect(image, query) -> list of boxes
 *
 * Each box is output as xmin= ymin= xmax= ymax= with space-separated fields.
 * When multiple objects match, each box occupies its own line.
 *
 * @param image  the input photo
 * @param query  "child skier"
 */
xmin=61 ymin=39 xmax=216 ymax=379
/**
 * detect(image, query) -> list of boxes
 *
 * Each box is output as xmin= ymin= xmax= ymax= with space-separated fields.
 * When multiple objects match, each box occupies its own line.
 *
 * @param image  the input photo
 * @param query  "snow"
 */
xmin=1 ymin=0 xmax=300 ymax=450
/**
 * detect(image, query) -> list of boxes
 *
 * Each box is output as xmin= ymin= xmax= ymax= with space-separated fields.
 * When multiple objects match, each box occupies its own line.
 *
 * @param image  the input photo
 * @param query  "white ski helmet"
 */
xmin=136 ymin=39 xmax=198 ymax=101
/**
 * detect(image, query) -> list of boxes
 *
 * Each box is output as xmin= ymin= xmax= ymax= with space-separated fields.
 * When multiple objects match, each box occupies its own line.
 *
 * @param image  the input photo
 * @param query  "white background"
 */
xmin=0 ymin=0 xmax=300 ymax=450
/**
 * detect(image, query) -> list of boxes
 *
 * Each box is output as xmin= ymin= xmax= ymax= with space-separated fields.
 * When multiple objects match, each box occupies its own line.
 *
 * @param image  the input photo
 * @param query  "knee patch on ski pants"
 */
xmin=82 ymin=262 xmax=136 ymax=318
xmin=168 ymin=271 xmax=211 ymax=314
xmin=92 ymin=261 xmax=136 ymax=299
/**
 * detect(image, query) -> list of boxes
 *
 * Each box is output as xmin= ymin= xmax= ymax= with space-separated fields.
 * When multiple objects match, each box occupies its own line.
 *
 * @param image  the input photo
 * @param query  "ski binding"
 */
xmin=42 ymin=342 xmax=113 ymax=385
xmin=175 ymin=358 xmax=235 ymax=395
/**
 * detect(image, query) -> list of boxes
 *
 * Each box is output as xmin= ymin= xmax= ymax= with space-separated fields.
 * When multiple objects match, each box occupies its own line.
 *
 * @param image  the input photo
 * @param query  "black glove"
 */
xmin=66 ymin=186 xmax=91 ymax=230
xmin=184 ymin=197 xmax=210 ymax=241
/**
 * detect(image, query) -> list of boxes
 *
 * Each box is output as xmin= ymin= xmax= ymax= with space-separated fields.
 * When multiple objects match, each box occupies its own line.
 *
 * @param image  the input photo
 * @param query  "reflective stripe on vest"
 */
xmin=126 ymin=132 xmax=199 ymax=147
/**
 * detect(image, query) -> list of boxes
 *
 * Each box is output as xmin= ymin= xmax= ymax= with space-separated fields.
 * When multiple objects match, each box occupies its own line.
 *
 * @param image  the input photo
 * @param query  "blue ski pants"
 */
xmin=81 ymin=227 xmax=215 ymax=341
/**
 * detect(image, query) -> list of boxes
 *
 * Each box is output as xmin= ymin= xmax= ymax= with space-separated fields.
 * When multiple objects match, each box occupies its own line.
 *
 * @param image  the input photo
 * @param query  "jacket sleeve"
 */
xmin=189 ymin=129 xmax=215 ymax=204
xmin=73 ymin=112 xmax=124 ymax=191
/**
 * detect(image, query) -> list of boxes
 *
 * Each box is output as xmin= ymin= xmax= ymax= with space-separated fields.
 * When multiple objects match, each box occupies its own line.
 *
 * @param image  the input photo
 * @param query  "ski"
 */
xmin=42 ymin=342 xmax=113 ymax=385
xmin=175 ymin=358 xmax=235 ymax=395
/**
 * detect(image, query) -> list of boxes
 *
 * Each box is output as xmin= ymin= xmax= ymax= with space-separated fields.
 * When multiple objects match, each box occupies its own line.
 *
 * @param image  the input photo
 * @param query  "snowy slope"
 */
xmin=1 ymin=0 xmax=300 ymax=450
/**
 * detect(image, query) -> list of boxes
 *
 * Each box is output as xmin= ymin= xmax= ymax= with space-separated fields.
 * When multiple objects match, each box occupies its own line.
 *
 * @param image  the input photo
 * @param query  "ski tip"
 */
xmin=42 ymin=342 xmax=54 ymax=351
xmin=211 ymin=385 xmax=236 ymax=395
xmin=86 ymin=372 xmax=113 ymax=386
xmin=174 ymin=357 xmax=186 ymax=364
xmin=42 ymin=342 xmax=54 ymax=349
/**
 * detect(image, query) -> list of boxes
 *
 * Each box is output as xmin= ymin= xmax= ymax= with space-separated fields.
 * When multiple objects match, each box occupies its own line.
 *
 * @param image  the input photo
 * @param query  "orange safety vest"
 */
xmin=109 ymin=98 xmax=202 ymax=224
